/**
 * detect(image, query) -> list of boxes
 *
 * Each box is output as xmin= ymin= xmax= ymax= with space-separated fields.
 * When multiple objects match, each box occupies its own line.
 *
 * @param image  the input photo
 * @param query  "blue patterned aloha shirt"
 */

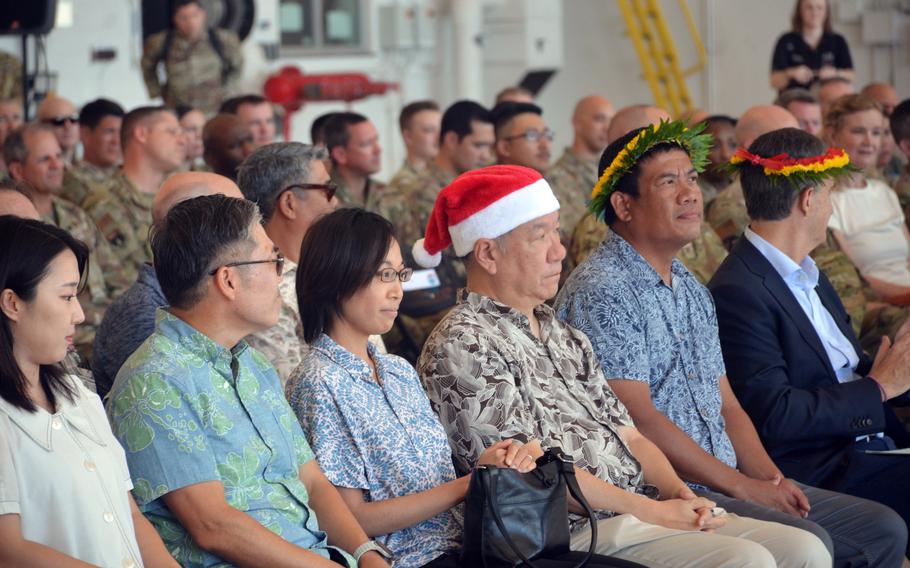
xmin=107 ymin=309 xmax=354 ymax=568
xmin=555 ymin=231 xmax=736 ymax=472
xmin=286 ymin=334 xmax=461 ymax=568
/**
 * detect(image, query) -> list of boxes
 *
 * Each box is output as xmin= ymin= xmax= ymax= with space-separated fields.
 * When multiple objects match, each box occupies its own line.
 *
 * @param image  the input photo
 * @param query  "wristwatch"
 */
xmin=353 ymin=540 xmax=394 ymax=564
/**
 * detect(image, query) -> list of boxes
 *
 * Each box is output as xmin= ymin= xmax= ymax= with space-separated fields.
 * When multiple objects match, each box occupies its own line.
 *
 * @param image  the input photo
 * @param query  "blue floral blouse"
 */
xmin=287 ymin=334 xmax=461 ymax=568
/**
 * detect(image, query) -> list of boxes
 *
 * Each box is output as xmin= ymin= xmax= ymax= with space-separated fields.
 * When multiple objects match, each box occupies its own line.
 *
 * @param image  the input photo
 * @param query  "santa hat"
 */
xmin=412 ymin=165 xmax=560 ymax=268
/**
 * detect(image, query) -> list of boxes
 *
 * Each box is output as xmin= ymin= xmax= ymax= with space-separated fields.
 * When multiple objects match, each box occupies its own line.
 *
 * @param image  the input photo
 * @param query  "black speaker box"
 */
xmin=0 ymin=0 xmax=57 ymax=35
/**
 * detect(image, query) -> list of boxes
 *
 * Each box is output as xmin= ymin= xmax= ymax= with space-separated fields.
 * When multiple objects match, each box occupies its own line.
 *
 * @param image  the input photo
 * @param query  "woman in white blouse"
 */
xmin=826 ymin=94 xmax=910 ymax=304
xmin=0 ymin=217 xmax=177 ymax=568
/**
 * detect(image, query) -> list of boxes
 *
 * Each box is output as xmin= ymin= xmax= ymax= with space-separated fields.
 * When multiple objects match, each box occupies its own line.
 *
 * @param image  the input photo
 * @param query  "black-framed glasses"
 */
xmin=209 ymin=253 xmax=285 ymax=276
xmin=503 ymin=128 xmax=555 ymax=143
xmin=281 ymin=181 xmax=338 ymax=203
xmin=377 ymin=267 xmax=413 ymax=283
xmin=44 ymin=114 xmax=79 ymax=127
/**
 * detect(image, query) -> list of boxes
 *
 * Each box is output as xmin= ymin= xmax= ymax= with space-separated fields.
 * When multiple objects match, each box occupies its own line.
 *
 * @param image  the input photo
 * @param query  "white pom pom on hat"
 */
xmin=411 ymin=165 xmax=561 ymax=268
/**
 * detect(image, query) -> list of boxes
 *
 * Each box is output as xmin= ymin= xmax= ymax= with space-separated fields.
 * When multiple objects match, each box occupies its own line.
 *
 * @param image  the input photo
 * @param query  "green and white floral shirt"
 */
xmin=107 ymin=309 xmax=354 ymax=567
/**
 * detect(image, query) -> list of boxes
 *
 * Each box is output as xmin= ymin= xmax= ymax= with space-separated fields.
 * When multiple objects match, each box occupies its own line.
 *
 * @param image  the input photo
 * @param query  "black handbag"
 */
xmin=461 ymin=447 xmax=598 ymax=568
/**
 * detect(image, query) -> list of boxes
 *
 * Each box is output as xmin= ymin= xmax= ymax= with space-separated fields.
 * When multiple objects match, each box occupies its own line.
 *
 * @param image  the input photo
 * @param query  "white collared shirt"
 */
xmin=0 ymin=378 xmax=143 ymax=567
xmin=744 ymin=228 xmax=860 ymax=383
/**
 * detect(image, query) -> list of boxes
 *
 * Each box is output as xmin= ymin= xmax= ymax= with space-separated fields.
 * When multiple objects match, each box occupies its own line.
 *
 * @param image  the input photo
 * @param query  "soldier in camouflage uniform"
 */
xmin=4 ymin=125 xmax=127 ymax=360
xmin=545 ymin=96 xmax=611 ymax=242
xmin=60 ymin=98 xmax=125 ymax=206
xmin=376 ymin=101 xmax=496 ymax=360
xmin=141 ymin=0 xmax=243 ymax=115
xmin=812 ymin=230 xmax=908 ymax=354
xmin=388 ymin=100 xmax=440 ymax=188
xmin=0 ymin=50 xmax=22 ymax=101
xmin=83 ymin=107 xmax=186 ymax=286
xmin=706 ymin=179 xmax=749 ymax=251
xmin=236 ymin=144 xmax=387 ymax=379
xmin=323 ymin=112 xmax=386 ymax=209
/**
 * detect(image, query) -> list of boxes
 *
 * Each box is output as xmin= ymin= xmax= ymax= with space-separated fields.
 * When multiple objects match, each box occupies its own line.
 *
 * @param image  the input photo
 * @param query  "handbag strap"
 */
xmin=558 ymin=459 xmax=598 ymax=568
xmin=480 ymin=456 xmax=598 ymax=568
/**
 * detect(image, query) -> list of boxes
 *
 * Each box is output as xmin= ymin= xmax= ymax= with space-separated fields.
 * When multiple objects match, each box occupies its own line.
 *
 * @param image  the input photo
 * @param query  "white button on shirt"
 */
xmin=745 ymin=228 xmax=860 ymax=382
xmin=0 ymin=378 xmax=144 ymax=567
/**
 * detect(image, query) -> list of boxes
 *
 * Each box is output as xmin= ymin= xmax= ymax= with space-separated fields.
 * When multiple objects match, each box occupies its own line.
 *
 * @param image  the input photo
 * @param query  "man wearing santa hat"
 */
xmin=414 ymin=164 xmax=830 ymax=567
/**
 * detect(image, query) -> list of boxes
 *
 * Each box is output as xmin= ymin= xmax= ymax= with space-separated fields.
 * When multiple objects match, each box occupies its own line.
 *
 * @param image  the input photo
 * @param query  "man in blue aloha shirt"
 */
xmin=107 ymin=194 xmax=391 ymax=568
xmin=555 ymin=119 xmax=907 ymax=567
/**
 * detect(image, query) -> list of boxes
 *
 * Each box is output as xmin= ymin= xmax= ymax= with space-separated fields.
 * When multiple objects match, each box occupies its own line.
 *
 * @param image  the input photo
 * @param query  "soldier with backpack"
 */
xmin=140 ymin=0 xmax=243 ymax=115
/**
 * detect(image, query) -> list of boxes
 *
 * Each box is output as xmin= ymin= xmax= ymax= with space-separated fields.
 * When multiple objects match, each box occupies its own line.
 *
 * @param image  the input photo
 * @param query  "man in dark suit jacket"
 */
xmin=709 ymin=127 xmax=910 ymax=555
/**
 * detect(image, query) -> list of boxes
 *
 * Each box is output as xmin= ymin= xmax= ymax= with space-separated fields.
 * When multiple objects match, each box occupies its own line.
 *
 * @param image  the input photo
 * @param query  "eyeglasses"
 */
xmin=44 ymin=114 xmax=79 ymax=127
xmin=503 ymin=128 xmax=555 ymax=143
xmin=209 ymin=253 xmax=285 ymax=277
xmin=281 ymin=182 xmax=337 ymax=203
xmin=377 ymin=267 xmax=413 ymax=283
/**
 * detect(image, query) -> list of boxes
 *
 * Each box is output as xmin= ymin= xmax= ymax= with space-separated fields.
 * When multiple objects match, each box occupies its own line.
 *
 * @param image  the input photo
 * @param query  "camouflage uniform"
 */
xmin=568 ymin=213 xmax=727 ymax=285
xmin=893 ymin=162 xmax=910 ymax=228
xmin=0 ymin=50 xmax=22 ymax=100
xmin=375 ymin=163 xmax=452 ymax=249
xmin=697 ymin=177 xmax=724 ymax=207
xmin=706 ymin=179 xmax=749 ymax=251
xmin=246 ymin=259 xmax=305 ymax=387
xmin=60 ymin=161 xmax=117 ymax=207
xmin=332 ymin=170 xmax=386 ymax=211
xmin=545 ymin=148 xmax=598 ymax=244
xmin=82 ymin=171 xmax=154 ymax=286
xmin=140 ymin=28 xmax=243 ymax=115
xmin=43 ymin=196 xmax=123 ymax=359
xmin=811 ymin=230 xmax=908 ymax=353
xmin=387 ymin=161 xmax=421 ymax=192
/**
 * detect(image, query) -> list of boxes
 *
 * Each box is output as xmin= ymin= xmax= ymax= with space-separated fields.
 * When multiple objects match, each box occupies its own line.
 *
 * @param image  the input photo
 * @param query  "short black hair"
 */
xmin=0 ymin=216 xmax=87 ymax=412
xmin=490 ymin=102 xmax=542 ymax=139
xmin=740 ymin=127 xmax=828 ymax=221
xmin=596 ymin=127 xmax=687 ymax=225
xmin=440 ymin=100 xmax=492 ymax=143
xmin=890 ymin=99 xmax=910 ymax=145
xmin=310 ymin=112 xmax=342 ymax=145
xmin=399 ymin=100 xmax=439 ymax=132
xmin=323 ymin=112 xmax=369 ymax=155
xmin=296 ymin=208 xmax=395 ymax=343
xmin=151 ymin=195 xmax=260 ymax=309
xmin=219 ymin=94 xmax=268 ymax=114
xmin=78 ymin=98 xmax=125 ymax=129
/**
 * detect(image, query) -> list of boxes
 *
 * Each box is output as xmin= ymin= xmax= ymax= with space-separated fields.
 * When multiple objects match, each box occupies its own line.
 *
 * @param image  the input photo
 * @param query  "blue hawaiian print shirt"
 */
xmin=107 ymin=309 xmax=354 ymax=568
xmin=286 ymin=334 xmax=461 ymax=568
xmin=555 ymin=232 xmax=736 ymax=472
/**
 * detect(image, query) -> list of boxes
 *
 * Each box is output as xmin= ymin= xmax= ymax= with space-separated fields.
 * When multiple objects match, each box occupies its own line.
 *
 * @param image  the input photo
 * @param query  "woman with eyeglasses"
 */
xmin=0 ymin=216 xmax=178 ymax=567
xmin=284 ymin=209 xmax=537 ymax=568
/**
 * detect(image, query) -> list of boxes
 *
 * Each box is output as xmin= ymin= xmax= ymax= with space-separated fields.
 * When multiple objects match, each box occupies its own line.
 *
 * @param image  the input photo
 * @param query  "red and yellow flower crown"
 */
xmin=728 ymin=146 xmax=854 ymax=187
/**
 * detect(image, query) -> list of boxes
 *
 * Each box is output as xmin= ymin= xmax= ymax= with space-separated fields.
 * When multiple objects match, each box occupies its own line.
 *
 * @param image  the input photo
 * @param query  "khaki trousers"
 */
xmin=569 ymin=513 xmax=832 ymax=568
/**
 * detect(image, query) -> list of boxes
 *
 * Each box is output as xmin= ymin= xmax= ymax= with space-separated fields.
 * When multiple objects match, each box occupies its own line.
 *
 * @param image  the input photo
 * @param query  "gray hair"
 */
xmin=3 ymin=123 xmax=55 ymax=165
xmin=236 ymin=142 xmax=328 ymax=222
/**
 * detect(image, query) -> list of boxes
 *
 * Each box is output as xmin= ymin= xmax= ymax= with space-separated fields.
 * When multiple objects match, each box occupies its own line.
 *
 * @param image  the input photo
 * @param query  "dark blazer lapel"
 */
xmin=734 ymin=238 xmax=838 ymax=383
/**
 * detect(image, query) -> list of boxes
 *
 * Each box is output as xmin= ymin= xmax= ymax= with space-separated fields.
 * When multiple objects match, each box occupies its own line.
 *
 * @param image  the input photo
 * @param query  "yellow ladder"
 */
xmin=617 ymin=0 xmax=706 ymax=116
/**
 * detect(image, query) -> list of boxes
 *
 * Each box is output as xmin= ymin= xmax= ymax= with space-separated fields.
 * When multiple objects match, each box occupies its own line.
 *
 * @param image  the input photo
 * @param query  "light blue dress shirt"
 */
xmin=743 ymin=228 xmax=860 ymax=383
